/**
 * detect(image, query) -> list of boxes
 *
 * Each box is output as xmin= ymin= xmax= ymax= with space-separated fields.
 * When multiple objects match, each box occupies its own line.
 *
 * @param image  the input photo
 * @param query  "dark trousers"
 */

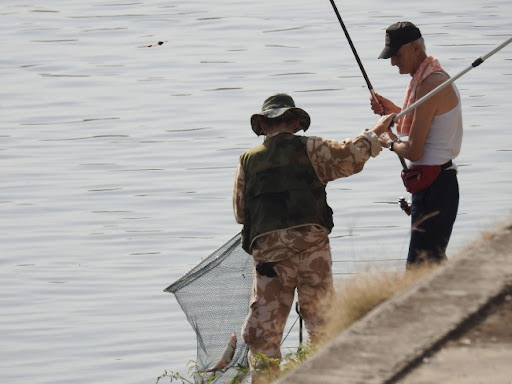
xmin=407 ymin=169 xmax=459 ymax=266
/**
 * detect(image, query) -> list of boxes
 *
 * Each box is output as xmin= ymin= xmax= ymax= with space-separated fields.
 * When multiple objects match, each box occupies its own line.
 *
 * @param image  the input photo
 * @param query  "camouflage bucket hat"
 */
xmin=250 ymin=93 xmax=311 ymax=136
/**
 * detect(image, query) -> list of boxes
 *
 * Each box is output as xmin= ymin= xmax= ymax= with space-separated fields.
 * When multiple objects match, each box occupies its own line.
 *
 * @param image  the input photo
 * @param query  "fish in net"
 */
xmin=164 ymin=232 xmax=253 ymax=383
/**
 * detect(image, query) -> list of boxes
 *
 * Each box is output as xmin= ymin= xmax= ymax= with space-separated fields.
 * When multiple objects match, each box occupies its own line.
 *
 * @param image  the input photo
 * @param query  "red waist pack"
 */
xmin=401 ymin=164 xmax=441 ymax=194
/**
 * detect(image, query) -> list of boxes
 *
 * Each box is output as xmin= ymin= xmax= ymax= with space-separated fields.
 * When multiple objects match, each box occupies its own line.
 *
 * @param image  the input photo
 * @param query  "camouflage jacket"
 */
xmin=233 ymin=129 xmax=381 ymax=261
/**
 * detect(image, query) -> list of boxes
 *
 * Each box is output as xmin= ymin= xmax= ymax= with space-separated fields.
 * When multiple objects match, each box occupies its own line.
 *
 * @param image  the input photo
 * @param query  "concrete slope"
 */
xmin=275 ymin=221 xmax=512 ymax=384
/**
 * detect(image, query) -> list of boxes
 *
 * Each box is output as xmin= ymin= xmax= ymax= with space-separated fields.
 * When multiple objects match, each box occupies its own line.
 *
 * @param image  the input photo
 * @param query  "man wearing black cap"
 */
xmin=233 ymin=93 xmax=395 ymax=377
xmin=370 ymin=22 xmax=463 ymax=268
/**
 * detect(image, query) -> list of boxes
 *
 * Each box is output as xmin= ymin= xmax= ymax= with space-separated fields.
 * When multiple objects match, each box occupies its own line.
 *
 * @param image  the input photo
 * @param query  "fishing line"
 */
xmin=281 ymin=304 xmax=303 ymax=348
xmin=281 ymin=312 xmax=301 ymax=346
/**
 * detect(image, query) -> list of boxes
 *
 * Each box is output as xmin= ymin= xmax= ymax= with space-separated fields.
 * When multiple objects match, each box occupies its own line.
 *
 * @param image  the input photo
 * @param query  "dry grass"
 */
xmin=247 ymin=264 xmax=441 ymax=383
xmin=320 ymin=264 xmax=438 ymax=344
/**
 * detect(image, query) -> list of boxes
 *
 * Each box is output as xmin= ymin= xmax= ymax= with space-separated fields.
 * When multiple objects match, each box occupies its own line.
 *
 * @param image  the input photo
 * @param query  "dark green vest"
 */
xmin=240 ymin=133 xmax=334 ymax=253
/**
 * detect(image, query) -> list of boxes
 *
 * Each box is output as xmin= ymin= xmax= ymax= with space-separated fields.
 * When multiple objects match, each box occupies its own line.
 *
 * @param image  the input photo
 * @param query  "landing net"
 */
xmin=164 ymin=232 xmax=253 ymax=383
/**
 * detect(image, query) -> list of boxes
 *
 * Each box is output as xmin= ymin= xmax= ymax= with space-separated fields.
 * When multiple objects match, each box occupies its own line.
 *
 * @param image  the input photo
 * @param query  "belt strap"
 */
xmin=441 ymin=160 xmax=453 ymax=170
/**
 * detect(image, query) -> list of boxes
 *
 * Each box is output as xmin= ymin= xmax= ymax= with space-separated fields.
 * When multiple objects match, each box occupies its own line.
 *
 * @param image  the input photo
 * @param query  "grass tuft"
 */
xmin=320 ymin=264 xmax=438 ymax=345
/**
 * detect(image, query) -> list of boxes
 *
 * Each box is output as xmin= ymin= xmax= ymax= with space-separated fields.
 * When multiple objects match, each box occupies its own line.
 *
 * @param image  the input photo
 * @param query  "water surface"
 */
xmin=1 ymin=1 xmax=511 ymax=383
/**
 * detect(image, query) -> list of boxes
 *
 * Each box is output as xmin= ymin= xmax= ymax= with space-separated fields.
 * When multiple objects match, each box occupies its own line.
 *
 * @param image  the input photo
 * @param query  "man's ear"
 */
xmin=412 ymin=41 xmax=422 ymax=55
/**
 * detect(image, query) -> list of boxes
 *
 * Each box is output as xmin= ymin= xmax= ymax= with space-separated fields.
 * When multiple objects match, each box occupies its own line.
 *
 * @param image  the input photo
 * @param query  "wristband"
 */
xmin=388 ymin=138 xmax=399 ymax=152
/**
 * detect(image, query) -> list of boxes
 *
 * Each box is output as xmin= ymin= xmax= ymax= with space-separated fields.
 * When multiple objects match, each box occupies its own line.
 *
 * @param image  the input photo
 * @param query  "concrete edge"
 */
xmin=275 ymin=220 xmax=512 ymax=384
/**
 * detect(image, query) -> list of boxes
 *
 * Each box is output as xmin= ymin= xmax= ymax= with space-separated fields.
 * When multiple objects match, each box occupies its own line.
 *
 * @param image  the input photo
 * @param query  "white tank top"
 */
xmin=410 ymin=84 xmax=463 ymax=167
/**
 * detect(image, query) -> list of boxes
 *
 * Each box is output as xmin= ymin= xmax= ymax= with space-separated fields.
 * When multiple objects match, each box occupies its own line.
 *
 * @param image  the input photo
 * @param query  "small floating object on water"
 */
xmin=148 ymin=41 xmax=165 ymax=47
xmin=203 ymin=331 xmax=237 ymax=373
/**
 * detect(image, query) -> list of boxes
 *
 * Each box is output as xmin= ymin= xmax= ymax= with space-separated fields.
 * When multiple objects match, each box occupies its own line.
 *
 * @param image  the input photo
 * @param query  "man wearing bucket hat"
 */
xmin=370 ymin=21 xmax=463 ymax=268
xmin=233 ymin=93 xmax=395 ymax=377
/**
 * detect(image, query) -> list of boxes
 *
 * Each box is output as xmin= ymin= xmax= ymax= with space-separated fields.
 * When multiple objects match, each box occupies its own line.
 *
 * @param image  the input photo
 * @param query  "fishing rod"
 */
xmin=394 ymin=36 xmax=512 ymax=123
xmin=328 ymin=0 xmax=378 ymax=104
xmin=328 ymin=0 xmax=408 ymax=169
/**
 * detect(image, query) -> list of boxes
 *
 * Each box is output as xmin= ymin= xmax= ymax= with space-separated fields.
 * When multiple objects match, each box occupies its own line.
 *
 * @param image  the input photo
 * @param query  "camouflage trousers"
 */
xmin=241 ymin=237 xmax=334 ymax=364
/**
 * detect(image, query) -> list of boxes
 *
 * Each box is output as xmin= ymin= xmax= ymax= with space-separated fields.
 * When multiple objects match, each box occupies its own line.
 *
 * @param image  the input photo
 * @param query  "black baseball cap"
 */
xmin=378 ymin=21 xmax=422 ymax=59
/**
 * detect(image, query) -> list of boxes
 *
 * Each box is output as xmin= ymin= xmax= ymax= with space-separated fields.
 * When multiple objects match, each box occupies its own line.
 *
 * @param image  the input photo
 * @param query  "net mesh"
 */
xmin=164 ymin=232 xmax=253 ymax=383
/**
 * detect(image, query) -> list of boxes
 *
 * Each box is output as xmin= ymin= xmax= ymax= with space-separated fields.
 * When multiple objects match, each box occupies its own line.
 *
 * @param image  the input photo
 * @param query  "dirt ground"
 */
xmin=458 ymin=294 xmax=512 ymax=345
xmin=396 ymin=294 xmax=512 ymax=384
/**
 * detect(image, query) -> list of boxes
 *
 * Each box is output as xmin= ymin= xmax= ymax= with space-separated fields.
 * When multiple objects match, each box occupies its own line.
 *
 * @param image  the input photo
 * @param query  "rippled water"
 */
xmin=1 ymin=1 xmax=511 ymax=383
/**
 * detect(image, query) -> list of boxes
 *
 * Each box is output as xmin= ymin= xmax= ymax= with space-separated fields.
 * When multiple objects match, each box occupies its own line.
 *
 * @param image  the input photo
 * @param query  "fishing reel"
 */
xmin=398 ymin=197 xmax=411 ymax=216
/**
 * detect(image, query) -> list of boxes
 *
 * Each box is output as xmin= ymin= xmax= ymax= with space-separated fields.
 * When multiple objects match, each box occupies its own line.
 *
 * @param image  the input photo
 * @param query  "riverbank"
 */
xmin=275 ymin=220 xmax=512 ymax=384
